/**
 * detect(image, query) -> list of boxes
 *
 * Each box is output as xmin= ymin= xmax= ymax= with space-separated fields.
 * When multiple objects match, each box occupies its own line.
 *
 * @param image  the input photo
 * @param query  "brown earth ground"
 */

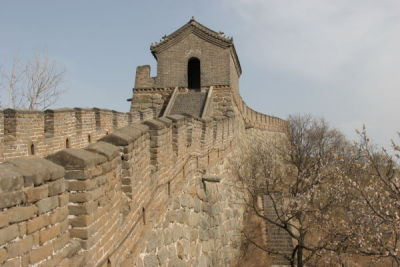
xmin=234 ymin=208 xmax=396 ymax=267
xmin=235 ymin=209 xmax=271 ymax=267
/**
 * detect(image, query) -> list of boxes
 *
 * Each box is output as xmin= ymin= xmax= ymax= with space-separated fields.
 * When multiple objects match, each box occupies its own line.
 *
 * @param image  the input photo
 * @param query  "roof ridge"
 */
xmin=150 ymin=18 xmax=233 ymax=51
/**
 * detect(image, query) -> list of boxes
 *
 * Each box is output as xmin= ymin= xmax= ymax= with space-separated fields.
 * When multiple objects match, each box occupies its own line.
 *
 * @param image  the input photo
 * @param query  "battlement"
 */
xmin=0 ymin=20 xmax=290 ymax=266
xmin=0 ymin=108 xmax=154 ymax=162
xmin=0 ymin=111 xmax=239 ymax=266
xmin=231 ymin=88 xmax=287 ymax=132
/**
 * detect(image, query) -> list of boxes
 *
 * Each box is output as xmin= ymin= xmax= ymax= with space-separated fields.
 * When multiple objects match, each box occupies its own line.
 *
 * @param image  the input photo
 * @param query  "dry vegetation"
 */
xmin=0 ymin=52 xmax=66 ymax=110
xmin=232 ymin=115 xmax=400 ymax=267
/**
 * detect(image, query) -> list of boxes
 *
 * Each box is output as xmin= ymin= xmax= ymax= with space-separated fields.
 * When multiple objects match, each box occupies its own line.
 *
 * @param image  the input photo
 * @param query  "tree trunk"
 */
xmin=297 ymin=243 xmax=303 ymax=267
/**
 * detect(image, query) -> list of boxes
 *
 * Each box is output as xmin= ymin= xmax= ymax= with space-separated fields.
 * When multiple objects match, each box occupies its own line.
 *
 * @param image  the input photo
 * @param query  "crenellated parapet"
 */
xmin=0 ymin=20 xmax=290 ymax=266
xmin=0 ymin=108 xmax=155 ymax=162
xmin=0 ymin=112 xmax=237 ymax=266
xmin=229 ymin=86 xmax=288 ymax=132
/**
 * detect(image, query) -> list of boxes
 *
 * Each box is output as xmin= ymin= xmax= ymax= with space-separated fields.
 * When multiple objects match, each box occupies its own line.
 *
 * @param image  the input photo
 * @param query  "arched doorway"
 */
xmin=188 ymin=57 xmax=200 ymax=89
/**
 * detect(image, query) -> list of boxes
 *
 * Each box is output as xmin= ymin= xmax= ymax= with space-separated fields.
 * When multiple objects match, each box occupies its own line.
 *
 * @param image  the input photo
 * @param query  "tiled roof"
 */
xmin=150 ymin=18 xmax=242 ymax=75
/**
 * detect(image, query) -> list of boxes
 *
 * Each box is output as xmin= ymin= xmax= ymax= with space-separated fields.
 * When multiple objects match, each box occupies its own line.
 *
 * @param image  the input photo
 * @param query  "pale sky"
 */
xmin=1 ymin=1 xmax=399 ymax=146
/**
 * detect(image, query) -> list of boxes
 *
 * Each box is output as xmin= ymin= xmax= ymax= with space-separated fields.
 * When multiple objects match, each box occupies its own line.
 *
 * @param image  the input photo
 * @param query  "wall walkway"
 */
xmin=0 ymin=87 xmax=288 ymax=266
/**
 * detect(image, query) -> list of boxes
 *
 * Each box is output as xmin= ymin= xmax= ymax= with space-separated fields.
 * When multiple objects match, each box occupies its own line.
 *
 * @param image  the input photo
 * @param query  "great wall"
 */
xmin=0 ymin=19 xmax=288 ymax=266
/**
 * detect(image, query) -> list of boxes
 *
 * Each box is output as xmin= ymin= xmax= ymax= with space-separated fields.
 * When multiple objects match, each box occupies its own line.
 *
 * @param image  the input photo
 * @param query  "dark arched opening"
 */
xmin=188 ymin=57 xmax=200 ymax=89
xmin=30 ymin=143 xmax=35 ymax=155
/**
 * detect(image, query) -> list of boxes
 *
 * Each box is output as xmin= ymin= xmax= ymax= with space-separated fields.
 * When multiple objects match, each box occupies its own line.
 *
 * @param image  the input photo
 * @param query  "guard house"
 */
xmin=130 ymin=18 xmax=242 ymax=118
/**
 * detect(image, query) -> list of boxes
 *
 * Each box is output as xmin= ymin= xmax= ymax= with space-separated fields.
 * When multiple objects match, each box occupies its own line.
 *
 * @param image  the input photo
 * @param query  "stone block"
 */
xmin=0 ymin=213 xmax=9 ymax=229
xmin=68 ymin=201 xmax=97 ymax=216
xmin=0 ymin=191 xmax=25 ymax=209
xmin=6 ymin=206 xmax=38 ymax=223
xmin=143 ymin=254 xmax=159 ymax=267
xmin=65 ymin=170 xmax=90 ymax=180
xmin=2 ymin=257 xmax=21 ymax=267
xmin=39 ymin=223 xmax=61 ymax=244
xmin=7 ymin=235 xmax=34 ymax=258
xmin=49 ymin=206 xmax=69 ymax=224
xmin=8 ymin=158 xmax=64 ymax=186
xmin=24 ymin=184 xmax=49 ymax=203
xmin=27 ymin=214 xmax=50 ymax=234
xmin=48 ymin=179 xmax=66 ymax=196
xmin=68 ymin=179 xmax=95 ymax=191
xmin=85 ymin=141 xmax=120 ymax=160
xmin=156 ymin=117 xmax=173 ymax=127
xmin=166 ymin=114 xmax=186 ymax=123
xmin=18 ymin=222 xmax=26 ymax=236
xmin=36 ymin=196 xmax=59 ymax=214
xmin=58 ymin=193 xmax=69 ymax=206
xmin=53 ymin=232 xmax=70 ymax=252
xmin=143 ymin=119 xmax=166 ymax=130
xmin=168 ymin=257 xmax=185 ymax=267
xmin=100 ymin=124 xmax=149 ymax=146
xmin=47 ymin=149 xmax=107 ymax=170
xmin=29 ymin=242 xmax=53 ymax=264
xmin=0 ymin=248 xmax=6 ymax=264
xmin=0 ymin=163 xmax=24 ymax=192
xmin=67 ymin=254 xmax=85 ymax=266
xmin=146 ymin=232 xmax=158 ymax=252
xmin=0 ymin=224 xmax=19 ymax=245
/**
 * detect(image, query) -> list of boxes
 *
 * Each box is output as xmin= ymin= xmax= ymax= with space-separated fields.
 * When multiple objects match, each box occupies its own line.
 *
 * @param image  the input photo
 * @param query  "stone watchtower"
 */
xmin=130 ymin=18 xmax=242 ymax=118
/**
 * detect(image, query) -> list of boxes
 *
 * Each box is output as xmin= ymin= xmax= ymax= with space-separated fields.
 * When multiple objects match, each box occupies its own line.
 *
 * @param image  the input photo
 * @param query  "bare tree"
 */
xmin=340 ymin=127 xmax=400 ymax=266
xmin=0 ymin=52 xmax=66 ymax=110
xmin=233 ymin=115 xmax=400 ymax=266
xmin=232 ymin=115 xmax=353 ymax=267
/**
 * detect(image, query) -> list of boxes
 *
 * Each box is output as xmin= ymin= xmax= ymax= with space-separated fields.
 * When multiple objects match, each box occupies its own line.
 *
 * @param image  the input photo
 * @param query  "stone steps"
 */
xmin=169 ymin=91 xmax=207 ymax=118
xmin=263 ymin=196 xmax=293 ymax=266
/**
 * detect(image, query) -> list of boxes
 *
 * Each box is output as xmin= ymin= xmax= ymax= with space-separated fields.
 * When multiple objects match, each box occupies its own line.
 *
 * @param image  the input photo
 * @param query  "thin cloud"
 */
xmin=222 ymin=0 xmax=400 ymax=146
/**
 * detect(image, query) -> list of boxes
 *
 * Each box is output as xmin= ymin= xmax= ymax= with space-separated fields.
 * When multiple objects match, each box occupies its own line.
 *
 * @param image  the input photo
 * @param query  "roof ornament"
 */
xmin=190 ymin=16 xmax=195 ymax=21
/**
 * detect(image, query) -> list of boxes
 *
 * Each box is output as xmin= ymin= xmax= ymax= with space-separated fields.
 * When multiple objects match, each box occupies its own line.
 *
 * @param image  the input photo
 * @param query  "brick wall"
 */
xmin=0 ymin=108 xmax=154 ymax=163
xmin=0 ymin=158 xmax=81 ymax=266
xmin=134 ymin=65 xmax=155 ymax=88
xmin=154 ymin=33 xmax=231 ymax=88
xmin=230 ymin=86 xmax=288 ymax=132
xmin=0 ymin=111 xmax=238 ymax=266
xmin=130 ymin=87 xmax=174 ymax=116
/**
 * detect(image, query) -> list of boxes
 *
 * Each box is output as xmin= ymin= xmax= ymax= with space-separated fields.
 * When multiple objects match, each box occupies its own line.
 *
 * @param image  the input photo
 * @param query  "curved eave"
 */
xmin=150 ymin=20 xmax=242 ymax=76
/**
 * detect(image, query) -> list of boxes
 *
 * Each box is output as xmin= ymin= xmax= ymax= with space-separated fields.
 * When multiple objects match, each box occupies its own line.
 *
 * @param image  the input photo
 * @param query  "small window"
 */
xmin=30 ymin=143 xmax=35 ymax=155
xmin=66 ymin=138 xmax=70 ymax=148
xmin=188 ymin=57 xmax=201 ymax=89
xmin=88 ymin=134 xmax=91 ymax=143
xmin=142 ymin=207 xmax=146 ymax=225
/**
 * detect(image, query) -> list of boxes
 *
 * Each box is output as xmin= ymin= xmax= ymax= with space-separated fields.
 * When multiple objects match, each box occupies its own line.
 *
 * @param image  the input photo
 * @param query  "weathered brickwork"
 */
xmin=153 ymin=33 xmax=231 ymax=88
xmin=0 ymin=108 xmax=153 ymax=162
xmin=134 ymin=19 xmax=240 ymax=90
xmin=134 ymin=65 xmax=156 ymax=88
xmin=130 ymin=88 xmax=174 ymax=117
xmin=122 ymin=158 xmax=246 ymax=267
xmin=0 ymin=20 xmax=289 ymax=266
xmin=0 ymin=112 xmax=239 ymax=266
xmin=0 ymin=158 xmax=81 ymax=266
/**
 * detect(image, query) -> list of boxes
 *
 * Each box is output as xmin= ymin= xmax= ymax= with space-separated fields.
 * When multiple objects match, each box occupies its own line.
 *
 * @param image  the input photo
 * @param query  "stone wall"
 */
xmin=210 ymin=86 xmax=235 ymax=116
xmin=130 ymin=88 xmax=175 ymax=117
xmin=123 ymin=158 xmax=246 ymax=267
xmin=153 ymin=33 xmax=232 ymax=89
xmin=231 ymin=88 xmax=288 ymax=132
xmin=0 ymin=158 xmax=81 ymax=266
xmin=134 ymin=65 xmax=156 ymax=88
xmin=130 ymin=85 xmax=288 ymax=134
xmin=0 ymin=108 xmax=154 ymax=162
xmin=0 ymin=111 xmax=240 ymax=266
